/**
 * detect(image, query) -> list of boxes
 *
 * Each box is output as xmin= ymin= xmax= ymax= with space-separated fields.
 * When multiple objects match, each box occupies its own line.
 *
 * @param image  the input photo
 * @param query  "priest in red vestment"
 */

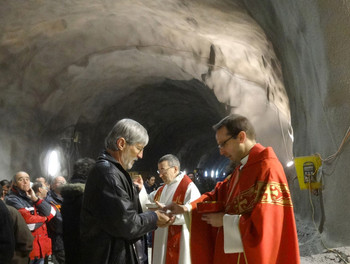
xmin=166 ymin=114 xmax=300 ymax=264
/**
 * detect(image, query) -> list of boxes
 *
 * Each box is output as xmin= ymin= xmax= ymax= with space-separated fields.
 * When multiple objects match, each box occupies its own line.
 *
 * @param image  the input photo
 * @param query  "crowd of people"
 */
xmin=0 ymin=114 xmax=300 ymax=264
xmin=0 ymin=157 xmax=95 ymax=264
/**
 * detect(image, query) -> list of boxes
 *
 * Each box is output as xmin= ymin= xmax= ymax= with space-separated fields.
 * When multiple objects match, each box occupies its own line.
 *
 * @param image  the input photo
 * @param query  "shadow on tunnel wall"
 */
xmin=39 ymin=79 xmax=230 ymax=179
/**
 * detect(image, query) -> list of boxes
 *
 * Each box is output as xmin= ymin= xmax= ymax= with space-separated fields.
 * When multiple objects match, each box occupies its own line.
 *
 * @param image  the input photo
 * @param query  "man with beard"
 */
xmin=80 ymin=118 xmax=174 ymax=264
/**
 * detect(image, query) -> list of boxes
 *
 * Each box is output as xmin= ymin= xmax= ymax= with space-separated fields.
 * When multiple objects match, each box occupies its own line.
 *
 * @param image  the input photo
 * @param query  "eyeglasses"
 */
xmin=134 ymin=145 xmax=144 ymax=153
xmin=157 ymin=166 xmax=174 ymax=175
xmin=126 ymin=141 xmax=144 ymax=154
xmin=217 ymin=136 xmax=235 ymax=149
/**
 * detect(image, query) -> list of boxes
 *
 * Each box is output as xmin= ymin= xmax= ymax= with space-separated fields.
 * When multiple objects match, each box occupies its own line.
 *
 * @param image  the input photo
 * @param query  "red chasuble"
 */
xmin=154 ymin=175 xmax=192 ymax=264
xmin=190 ymin=144 xmax=300 ymax=264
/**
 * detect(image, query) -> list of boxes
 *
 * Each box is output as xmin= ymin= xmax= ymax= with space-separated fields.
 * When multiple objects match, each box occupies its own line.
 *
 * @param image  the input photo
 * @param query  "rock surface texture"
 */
xmin=1 ymin=0 xmax=349 ymax=259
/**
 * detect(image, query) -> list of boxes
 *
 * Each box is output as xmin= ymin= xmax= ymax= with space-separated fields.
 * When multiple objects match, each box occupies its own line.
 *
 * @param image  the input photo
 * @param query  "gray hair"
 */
xmin=32 ymin=182 xmax=43 ymax=193
xmin=158 ymin=154 xmax=181 ymax=171
xmin=105 ymin=118 xmax=149 ymax=151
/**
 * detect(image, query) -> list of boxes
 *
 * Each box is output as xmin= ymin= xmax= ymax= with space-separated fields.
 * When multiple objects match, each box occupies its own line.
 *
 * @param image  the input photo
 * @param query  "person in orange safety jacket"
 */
xmin=6 ymin=171 xmax=56 ymax=264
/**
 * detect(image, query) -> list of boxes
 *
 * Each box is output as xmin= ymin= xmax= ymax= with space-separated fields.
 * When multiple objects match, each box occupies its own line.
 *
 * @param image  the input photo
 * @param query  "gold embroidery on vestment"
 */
xmin=260 ymin=182 xmax=293 ymax=207
xmin=228 ymin=181 xmax=293 ymax=214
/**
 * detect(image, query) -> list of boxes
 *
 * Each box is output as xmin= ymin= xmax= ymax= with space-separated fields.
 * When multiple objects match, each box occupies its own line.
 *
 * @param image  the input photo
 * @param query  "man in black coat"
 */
xmin=60 ymin=157 xmax=95 ymax=264
xmin=80 ymin=118 xmax=173 ymax=264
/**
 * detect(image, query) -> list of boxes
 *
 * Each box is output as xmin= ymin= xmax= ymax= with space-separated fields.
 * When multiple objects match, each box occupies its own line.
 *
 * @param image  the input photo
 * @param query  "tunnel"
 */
xmin=1 ymin=0 xmax=350 ymax=261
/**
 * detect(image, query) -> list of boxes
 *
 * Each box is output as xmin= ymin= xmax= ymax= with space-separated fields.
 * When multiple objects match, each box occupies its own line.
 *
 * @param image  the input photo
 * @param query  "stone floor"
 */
xmin=300 ymin=247 xmax=350 ymax=264
xmin=148 ymin=247 xmax=350 ymax=264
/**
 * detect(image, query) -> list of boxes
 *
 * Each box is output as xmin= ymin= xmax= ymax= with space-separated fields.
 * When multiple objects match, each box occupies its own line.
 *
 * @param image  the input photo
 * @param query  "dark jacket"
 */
xmin=60 ymin=183 xmax=85 ymax=264
xmin=80 ymin=150 xmax=158 ymax=264
xmin=6 ymin=187 xmax=55 ymax=260
xmin=0 ymin=200 xmax=15 ymax=264
xmin=45 ymin=190 xmax=64 ymax=252
xmin=144 ymin=182 xmax=157 ymax=194
xmin=6 ymin=204 xmax=34 ymax=264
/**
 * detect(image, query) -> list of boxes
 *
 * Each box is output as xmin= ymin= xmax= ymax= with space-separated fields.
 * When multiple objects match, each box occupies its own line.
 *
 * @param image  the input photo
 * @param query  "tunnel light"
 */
xmin=211 ymin=170 xmax=214 ymax=178
xmin=204 ymin=171 xmax=208 ymax=177
xmin=215 ymin=170 xmax=219 ymax=178
xmin=286 ymin=160 xmax=294 ymax=167
xmin=47 ymin=150 xmax=61 ymax=177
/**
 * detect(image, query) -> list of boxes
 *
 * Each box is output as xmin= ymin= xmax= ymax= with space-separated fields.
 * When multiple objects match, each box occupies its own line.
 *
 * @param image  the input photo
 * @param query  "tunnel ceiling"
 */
xmin=4 ymin=0 xmax=350 ymax=255
xmin=0 ymin=0 xmax=293 ymax=177
xmin=69 ymin=79 xmax=230 ymax=173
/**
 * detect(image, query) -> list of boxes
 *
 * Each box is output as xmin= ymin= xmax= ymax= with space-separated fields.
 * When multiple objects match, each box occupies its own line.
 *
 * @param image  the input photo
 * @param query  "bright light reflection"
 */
xmin=286 ymin=160 xmax=294 ymax=167
xmin=211 ymin=170 xmax=214 ymax=178
xmin=288 ymin=126 xmax=294 ymax=142
xmin=204 ymin=171 xmax=208 ymax=177
xmin=48 ymin=150 xmax=60 ymax=176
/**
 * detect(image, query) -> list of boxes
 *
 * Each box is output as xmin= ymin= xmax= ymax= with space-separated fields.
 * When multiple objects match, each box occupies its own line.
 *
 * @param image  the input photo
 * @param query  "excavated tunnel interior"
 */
xmin=1 ymin=0 xmax=350 ymax=261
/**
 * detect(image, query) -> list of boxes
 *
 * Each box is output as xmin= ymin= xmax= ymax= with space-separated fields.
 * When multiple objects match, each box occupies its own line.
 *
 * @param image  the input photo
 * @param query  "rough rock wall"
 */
xmin=1 ymin=0 xmax=349 ymax=254
xmin=0 ymin=0 xmax=292 ymax=178
xmin=242 ymin=0 xmax=350 ymax=251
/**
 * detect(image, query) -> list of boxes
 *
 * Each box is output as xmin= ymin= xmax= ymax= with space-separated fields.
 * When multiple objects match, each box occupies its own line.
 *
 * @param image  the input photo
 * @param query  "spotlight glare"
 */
xmin=48 ymin=150 xmax=60 ymax=177
xmin=286 ymin=160 xmax=294 ymax=167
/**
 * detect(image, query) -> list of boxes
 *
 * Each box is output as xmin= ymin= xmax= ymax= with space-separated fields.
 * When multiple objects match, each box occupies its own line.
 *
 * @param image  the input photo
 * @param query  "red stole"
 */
xmin=154 ymin=175 xmax=192 ymax=264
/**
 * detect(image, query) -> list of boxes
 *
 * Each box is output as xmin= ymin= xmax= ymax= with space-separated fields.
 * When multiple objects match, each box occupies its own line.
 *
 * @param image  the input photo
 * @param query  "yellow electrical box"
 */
xmin=294 ymin=155 xmax=322 ymax=190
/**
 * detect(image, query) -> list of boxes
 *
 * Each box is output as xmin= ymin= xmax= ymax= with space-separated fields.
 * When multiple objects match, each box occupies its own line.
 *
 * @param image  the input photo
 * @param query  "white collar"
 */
xmin=168 ymin=171 xmax=185 ymax=186
xmin=240 ymin=155 xmax=249 ymax=170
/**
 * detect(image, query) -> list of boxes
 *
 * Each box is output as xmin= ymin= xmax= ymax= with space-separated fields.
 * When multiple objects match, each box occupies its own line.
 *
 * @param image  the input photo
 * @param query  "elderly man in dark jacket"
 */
xmin=80 ymin=118 xmax=174 ymax=264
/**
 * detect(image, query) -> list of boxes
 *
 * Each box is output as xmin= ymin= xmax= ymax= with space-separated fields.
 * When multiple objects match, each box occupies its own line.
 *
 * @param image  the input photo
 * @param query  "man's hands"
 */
xmin=201 ymin=212 xmax=224 ymax=227
xmin=161 ymin=202 xmax=224 ymax=227
xmin=155 ymin=210 xmax=175 ymax=228
xmin=164 ymin=202 xmax=188 ymax=215
xmin=26 ymin=188 xmax=39 ymax=202
xmin=132 ymin=175 xmax=144 ymax=191
xmin=163 ymin=202 xmax=224 ymax=227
